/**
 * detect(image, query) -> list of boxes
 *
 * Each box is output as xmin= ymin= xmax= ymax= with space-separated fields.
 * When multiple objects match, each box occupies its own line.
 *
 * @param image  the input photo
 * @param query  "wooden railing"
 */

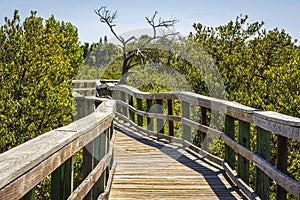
xmin=73 ymin=79 xmax=119 ymax=96
xmin=0 ymin=93 xmax=116 ymax=200
xmin=100 ymin=84 xmax=300 ymax=200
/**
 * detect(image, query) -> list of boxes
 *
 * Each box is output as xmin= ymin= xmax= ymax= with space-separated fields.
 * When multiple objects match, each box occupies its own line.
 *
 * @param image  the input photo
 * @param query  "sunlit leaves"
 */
xmin=0 ymin=10 xmax=83 ymax=152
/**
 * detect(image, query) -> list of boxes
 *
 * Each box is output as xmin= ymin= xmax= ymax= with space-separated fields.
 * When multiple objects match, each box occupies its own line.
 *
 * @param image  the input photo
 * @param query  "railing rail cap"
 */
xmin=254 ymin=111 xmax=300 ymax=127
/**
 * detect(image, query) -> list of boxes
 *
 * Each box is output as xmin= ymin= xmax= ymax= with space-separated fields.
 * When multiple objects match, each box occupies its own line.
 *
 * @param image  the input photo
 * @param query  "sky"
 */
xmin=0 ymin=0 xmax=300 ymax=44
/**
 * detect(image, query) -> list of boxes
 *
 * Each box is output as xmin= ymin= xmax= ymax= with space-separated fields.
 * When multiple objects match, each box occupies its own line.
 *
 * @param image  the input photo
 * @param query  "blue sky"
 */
xmin=1 ymin=0 xmax=299 ymax=44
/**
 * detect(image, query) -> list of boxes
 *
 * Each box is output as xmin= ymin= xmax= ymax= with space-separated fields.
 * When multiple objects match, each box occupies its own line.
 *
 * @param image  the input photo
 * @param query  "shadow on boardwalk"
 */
xmin=110 ymin=120 xmax=245 ymax=199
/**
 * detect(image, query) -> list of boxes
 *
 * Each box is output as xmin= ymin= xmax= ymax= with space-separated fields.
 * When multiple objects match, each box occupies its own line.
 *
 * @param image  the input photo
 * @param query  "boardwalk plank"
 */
xmin=109 ymin=125 xmax=244 ymax=199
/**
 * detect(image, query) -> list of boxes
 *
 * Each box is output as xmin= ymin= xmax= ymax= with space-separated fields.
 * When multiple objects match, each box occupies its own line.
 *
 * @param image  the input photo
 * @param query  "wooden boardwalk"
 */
xmin=109 ymin=123 xmax=244 ymax=200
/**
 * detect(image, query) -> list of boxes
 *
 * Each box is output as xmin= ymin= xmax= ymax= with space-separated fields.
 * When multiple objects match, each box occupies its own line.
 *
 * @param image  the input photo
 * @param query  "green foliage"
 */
xmin=77 ymin=42 xmax=121 ymax=80
xmin=192 ymin=14 xmax=300 ymax=199
xmin=0 ymin=10 xmax=83 ymax=152
xmin=0 ymin=10 xmax=83 ymax=198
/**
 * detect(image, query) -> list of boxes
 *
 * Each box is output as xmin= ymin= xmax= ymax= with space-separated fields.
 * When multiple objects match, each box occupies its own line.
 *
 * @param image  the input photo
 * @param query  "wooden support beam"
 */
xmin=182 ymin=101 xmax=191 ymax=142
xmin=120 ymin=91 xmax=127 ymax=117
xmin=146 ymin=99 xmax=153 ymax=131
xmin=201 ymin=107 xmax=208 ymax=150
xmin=137 ymin=98 xmax=143 ymax=127
xmin=128 ymin=94 xmax=135 ymax=122
xmin=276 ymin=135 xmax=288 ymax=200
xmin=256 ymin=127 xmax=270 ymax=200
xmin=225 ymin=115 xmax=235 ymax=170
xmin=51 ymin=157 xmax=74 ymax=200
xmin=238 ymin=120 xmax=250 ymax=184
xmin=82 ymin=141 xmax=93 ymax=200
xmin=156 ymin=99 xmax=164 ymax=136
xmin=168 ymin=99 xmax=174 ymax=136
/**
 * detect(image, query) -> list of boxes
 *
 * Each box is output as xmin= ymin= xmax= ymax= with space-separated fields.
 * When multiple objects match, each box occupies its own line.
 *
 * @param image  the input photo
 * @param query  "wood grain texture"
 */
xmin=109 ymin=122 xmax=243 ymax=200
xmin=253 ymin=114 xmax=300 ymax=141
xmin=0 ymin=99 xmax=115 ymax=199
xmin=97 ymin=160 xmax=117 ymax=200
xmin=115 ymin=111 xmax=300 ymax=199
xmin=68 ymin=131 xmax=117 ymax=200
xmin=116 ymin=100 xmax=181 ymax=122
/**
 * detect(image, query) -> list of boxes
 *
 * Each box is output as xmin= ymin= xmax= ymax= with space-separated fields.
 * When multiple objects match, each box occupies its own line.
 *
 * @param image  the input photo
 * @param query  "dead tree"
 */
xmin=94 ymin=6 xmax=179 ymax=76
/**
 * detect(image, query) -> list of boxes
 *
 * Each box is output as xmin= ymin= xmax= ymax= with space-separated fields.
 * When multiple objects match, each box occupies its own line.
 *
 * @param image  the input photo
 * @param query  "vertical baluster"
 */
xmin=51 ymin=157 xmax=74 ymax=200
xmin=276 ymin=135 xmax=288 ymax=200
xmin=256 ymin=127 xmax=270 ymax=200
xmin=120 ymin=91 xmax=127 ymax=117
xmin=92 ymin=130 xmax=107 ymax=199
xmin=146 ymin=99 xmax=153 ymax=131
xmin=156 ymin=99 xmax=164 ymax=136
xmin=225 ymin=115 xmax=235 ymax=170
xmin=168 ymin=99 xmax=174 ymax=136
xmin=201 ymin=107 xmax=208 ymax=150
xmin=82 ymin=140 xmax=93 ymax=200
xmin=238 ymin=120 xmax=250 ymax=184
xmin=137 ymin=98 xmax=143 ymax=127
xmin=128 ymin=94 xmax=135 ymax=122
xmin=84 ymin=82 xmax=88 ymax=96
xmin=181 ymin=101 xmax=191 ymax=142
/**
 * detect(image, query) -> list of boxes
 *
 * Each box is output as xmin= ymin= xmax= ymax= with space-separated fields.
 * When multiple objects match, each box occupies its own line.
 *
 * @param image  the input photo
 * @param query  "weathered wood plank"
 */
xmin=222 ymin=161 xmax=260 ymax=200
xmin=97 ymin=160 xmax=117 ymax=200
xmin=82 ymin=141 xmax=93 ymax=200
xmin=254 ymin=111 xmax=300 ymax=126
xmin=136 ymin=98 xmax=143 ymax=127
xmin=128 ymin=94 xmax=135 ymax=122
xmin=276 ymin=135 xmax=288 ymax=200
xmin=109 ymin=128 xmax=243 ymax=199
xmin=67 ymin=131 xmax=116 ymax=200
xmin=156 ymin=99 xmax=164 ymax=135
xmin=238 ymin=120 xmax=250 ymax=184
xmin=256 ymin=127 xmax=270 ymax=200
xmin=182 ymin=101 xmax=192 ymax=142
xmin=253 ymin=113 xmax=300 ymax=141
xmin=167 ymin=99 xmax=174 ymax=136
xmin=0 ymin=100 xmax=115 ymax=199
xmin=225 ymin=115 xmax=236 ymax=170
xmin=146 ymin=99 xmax=153 ymax=131
xmin=51 ymin=157 xmax=74 ymax=200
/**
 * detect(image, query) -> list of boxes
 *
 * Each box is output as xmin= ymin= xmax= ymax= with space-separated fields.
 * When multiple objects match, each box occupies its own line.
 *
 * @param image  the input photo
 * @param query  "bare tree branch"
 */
xmin=95 ymin=6 xmax=179 ymax=75
xmin=94 ymin=6 xmax=123 ymax=44
xmin=145 ymin=11 xmax=179 ymax=38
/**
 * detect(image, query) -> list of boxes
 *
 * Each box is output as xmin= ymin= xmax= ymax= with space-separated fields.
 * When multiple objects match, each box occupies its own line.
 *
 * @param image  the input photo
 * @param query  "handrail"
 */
xmin=0 ymin=94 xmax=116 ymax=200
xmin=102 ymin=84 xmax=300 ymax=200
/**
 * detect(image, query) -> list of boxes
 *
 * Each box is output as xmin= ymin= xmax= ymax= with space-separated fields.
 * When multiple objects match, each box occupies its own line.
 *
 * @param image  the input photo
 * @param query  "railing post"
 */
xmin=137 ymin=98 xmax=143 ymax=127
xmin=92 ymin=131 xmax=107 ymax=199
xmin=120 ymin=91 xmax=127 ymax=117
xmin=225 ymin=115 xmax=235 ymax=170
xmin=168 ymin=99 xmax=174 ymax=136
xmin=128 ymin=94 xmax=135 ymax=122
xmin=256 ymin=127 xmax=270 ymax=200
xmin=107 ymin=121 xmax=115 ymax=169
xmin=82 ymin=141 xmax=94 ymax=200
xmin=84 ymin=82 xmax=88 ymax=96
xmin=51 ymin=157 xmax=74 ymax=200
xmin=181 ymin=101 xmax=191 ymax=142
xmin=146 ymin=99 xmax=153 ymax=131
xmin=156 ymin=99 xmax=164 ymax=136
xmin=238 ymin=120 xmax=250 ymax=184
xmin=276 ymin=135 xmax=287 ymax=200
xmin=115 ymin=90 xmax=122 ymax=114
xmin=201 ymin=107 xmax=208 ymax=150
